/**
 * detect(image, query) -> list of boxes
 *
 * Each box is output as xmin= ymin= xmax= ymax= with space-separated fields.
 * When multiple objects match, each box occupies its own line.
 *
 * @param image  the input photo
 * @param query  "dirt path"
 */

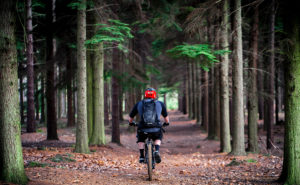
xmin=12 ymin=111 xmax=283 ymax=185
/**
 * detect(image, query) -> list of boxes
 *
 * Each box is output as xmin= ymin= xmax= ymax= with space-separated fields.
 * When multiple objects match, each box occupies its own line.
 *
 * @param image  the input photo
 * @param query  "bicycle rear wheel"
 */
xmin=147 ymin=143 xmax=153 ymax=181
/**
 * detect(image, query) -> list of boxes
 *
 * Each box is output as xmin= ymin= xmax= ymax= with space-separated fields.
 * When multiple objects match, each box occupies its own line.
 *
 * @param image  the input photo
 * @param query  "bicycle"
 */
xmin=129 ymin=122 xmax=169 ymax=181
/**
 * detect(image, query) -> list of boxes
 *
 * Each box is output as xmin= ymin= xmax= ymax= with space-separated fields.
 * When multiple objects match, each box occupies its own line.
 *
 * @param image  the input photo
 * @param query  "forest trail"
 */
xmin=21 ymin=111 xmax=282 ymax=185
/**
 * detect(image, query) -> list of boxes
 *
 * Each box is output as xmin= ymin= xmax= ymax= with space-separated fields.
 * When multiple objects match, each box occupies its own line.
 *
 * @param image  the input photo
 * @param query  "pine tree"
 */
xmin=0 ymin=0 xmax=28 ymax=183
xmin=75 ymin=0 xmax=90 ymax=153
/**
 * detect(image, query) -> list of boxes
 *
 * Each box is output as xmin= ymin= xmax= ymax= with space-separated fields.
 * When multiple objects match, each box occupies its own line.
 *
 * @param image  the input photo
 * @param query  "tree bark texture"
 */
xmin=40 ymin=76 xmax=45 ymax=123
xmin=196 ymin=64 xmax=202 ymax=124
xmin=46 ymin=0 xmax=58 ymax=140
xmin=104 ymin=81 xmax=109 ymax=125
xmin=0 ymin=0 xmax=28 ymax=183
xmin=87 ymin=46 xmax=94 ymax=140
xmin=35 ymin=79 xmax=39 ymax=120
xmin=75 ymin=0 xmax=90 ymax=153
xmin=188 ymin=62 xmax=193 ymax=118
xmin=203 ymin=71 xmax=209 ymax=131
xmin=111 ymin=44 xmax=120 ymax=144
xmin=26 ymin=0 xmax=36 ymax=132
xmin=231 ymin=0 xmax=246 ymax=155
xmin=266 ymin=0 xmax=275 ymax=149
xmin=66 ymin=47 xmax=74 ymax=127
xmin=192 ymin=62 xmax=197 ymax=119
xmin=182 ymin=72 xmax=187 ymax=114
xmin=90 ymin=41 xmax=106 ymax=145
xmin=258 ymin=59 xmax=264 ymax=120
xmin=208 ymin=68 xmax=216 ymax=139
xmin=19 ymin=77 xmax=25 ymax=125
xmin=280 ymin=2 xmax=300 ymax=183
xmin=220 ymin=0 xmax=231 ymax=153
xmin=247 ymin=4 xmax=259 ymax=153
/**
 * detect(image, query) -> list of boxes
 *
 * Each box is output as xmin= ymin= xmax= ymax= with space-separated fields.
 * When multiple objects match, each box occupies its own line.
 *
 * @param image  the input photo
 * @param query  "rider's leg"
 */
xmin=154 ymin=140 xmax=161 ymax=151
xmin=153 ymin=140 xmax=162 ymax=163
xmin=138 ymin=142 xmax=145 ymax=163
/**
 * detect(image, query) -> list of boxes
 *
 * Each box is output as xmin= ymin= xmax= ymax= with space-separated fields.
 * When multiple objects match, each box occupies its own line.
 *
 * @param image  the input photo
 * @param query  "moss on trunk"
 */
xmin=0 ymin=0 xmax=28 ymax=184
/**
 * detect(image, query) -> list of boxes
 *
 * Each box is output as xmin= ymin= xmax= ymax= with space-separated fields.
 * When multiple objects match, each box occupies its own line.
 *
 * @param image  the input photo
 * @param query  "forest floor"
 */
xmin=3 ymin=110 xmax=284 ymax=185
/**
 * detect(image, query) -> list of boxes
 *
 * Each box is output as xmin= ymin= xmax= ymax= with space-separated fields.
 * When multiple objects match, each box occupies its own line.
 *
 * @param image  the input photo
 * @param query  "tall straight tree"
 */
xmin=66 ymin=46 xmax=74 ymax=127
xmin=75 ymin=0 xmax=90 ymax=153
xmin=89 ymin=5 xmax=106 ymax=145
xmin=247 ymin=4 xmax=259 ymax=153
xmin=266 ymin=0 xmax=275 ymax=149
xmin=0 ymin=0 xmax=28 ymax=183
xmin=280 ymin=1 xmax=300 ymax=183
xmin=220 ymin=0 xmax=231 ymax=153
xmin=231 ymin=0 xmax=246 ymax=156
xmin=46 ymin=0 xmax=58 ymax=140
xmin=111 ymin=44 xmax=120 ymax=144
xmin=26 ymin=0 xmax=36 ymax=132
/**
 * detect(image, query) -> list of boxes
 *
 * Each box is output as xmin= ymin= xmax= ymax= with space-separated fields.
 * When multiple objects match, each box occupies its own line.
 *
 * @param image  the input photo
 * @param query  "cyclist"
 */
xmin=128 ymin=88 xmax=170 ymax=164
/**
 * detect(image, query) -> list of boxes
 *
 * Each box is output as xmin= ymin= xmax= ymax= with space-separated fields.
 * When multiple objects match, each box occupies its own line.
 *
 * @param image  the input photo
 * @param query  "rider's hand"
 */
xmin=129 ymin=121 xmax=136 ymax=126
xmin=163 ymin=122 xmax=169 ymax=127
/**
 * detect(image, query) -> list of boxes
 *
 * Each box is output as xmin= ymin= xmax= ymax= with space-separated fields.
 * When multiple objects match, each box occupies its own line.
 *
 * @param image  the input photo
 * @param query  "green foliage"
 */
xmin=68 ymin=0 xmax=94 ymax=10
xmin=226 ymin=158 xmax=243 ymax=167
xmin=245 ymin=158 xmax=257 ymax=163
xmin=50 ymin=154 xmax=76 ymax=163
xmin=27 ymin=161 xmax=49 ymax=168
xmin=152 ymin=39 xmax=165 ymax=57
xmin=86 ymin=19 xmax=133 ymax=53
xmin=167 ymin=43 xmax=231 ymax=71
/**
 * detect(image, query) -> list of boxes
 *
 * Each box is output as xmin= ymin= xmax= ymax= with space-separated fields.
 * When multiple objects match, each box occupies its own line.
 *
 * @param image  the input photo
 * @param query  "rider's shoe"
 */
xmin=154 ymin=151 xmax=161 ymax=163
xmin=139 ymin=157 xmax=145 ymax=163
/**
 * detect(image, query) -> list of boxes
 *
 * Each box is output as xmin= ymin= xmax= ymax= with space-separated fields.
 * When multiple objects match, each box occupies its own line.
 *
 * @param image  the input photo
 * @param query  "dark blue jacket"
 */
xmin=129 ymin=99 xmax=168 ymax=129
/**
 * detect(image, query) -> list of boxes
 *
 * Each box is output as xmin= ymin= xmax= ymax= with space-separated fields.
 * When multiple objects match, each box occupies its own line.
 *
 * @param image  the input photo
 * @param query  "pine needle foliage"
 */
xmin=167 ymin=43 xmax=230 ymax=71
xmin=85 ymin=19 xmax=133 ymax=46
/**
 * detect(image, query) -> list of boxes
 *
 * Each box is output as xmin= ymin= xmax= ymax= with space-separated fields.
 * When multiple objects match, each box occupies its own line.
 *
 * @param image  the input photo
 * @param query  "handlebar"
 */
xmin=128 ymin=121 xmax=170 ymax=127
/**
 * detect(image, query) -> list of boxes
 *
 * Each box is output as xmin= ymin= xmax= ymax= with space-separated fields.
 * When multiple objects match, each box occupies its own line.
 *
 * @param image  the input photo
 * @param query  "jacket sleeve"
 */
xmin=129 ymin=102 xmax=139 ymax=118
xmin=160 ymin=102 xmax=168 ymax=117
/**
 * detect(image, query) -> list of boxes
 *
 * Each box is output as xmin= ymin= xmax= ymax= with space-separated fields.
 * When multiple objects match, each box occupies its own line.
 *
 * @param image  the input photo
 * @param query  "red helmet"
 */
xmin=144 ymin=88 xmax=157 ymax=99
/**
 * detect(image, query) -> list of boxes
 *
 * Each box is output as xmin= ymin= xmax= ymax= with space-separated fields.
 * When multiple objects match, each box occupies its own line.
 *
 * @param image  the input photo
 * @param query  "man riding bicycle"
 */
xmin=128 ymin=88 xmax=170 ymax=164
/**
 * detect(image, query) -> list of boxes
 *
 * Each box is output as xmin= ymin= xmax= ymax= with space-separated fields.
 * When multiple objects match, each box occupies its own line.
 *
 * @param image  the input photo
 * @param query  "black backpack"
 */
xmin=142 ymin=99 xmax=157 ymax=127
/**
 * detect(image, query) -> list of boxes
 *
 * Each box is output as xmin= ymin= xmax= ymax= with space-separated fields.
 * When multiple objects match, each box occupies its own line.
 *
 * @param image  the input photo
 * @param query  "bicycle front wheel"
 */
xmin=147 ymin=143 xmax=153 ymax=181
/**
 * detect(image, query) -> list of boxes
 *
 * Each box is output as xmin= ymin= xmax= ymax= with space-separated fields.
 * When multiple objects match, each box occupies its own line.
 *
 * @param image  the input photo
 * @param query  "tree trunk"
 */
xmin=220 ymin=0 xmax=231 ymax=153
xmin=75 ymin=0 xmax=90 ymax=153
xmin=247 ymin=4 xmax=259 ymax=153
xmin=111 ymin=44 xmax=120 ymax=144
xmin=275 ymin=71 xmax=279 ymax=124
xmin=104 ymin=81 xmax=109 ymax=125
xmin=188 ymin=62 xmax=193 ymax=118
xmin=203 ymin=71 xmax=209 ymax=131
xmin=0 ymin=1 xmax=28 ymax=183
xmin=196 ymin=64 xmax=202 ymax=124
xmin=231 ymin=0 xmax=246 ymax=156
xmin=258 ymin=60 xmax=264 ymax=120
xmin=87 ymin=47 xmax=94 ymax=139
xmin=119 ymin=87 xmax=124 ymax=121
xmin=280 ymin=2 xmax=300 ymax=183
xmin=19 ymin=76 xmax=25 ymax=125
xmin=208 ymin=67 xmax=216 ymax=139
xmin=66 ymin=47 xmax=74 ymax=127
xmin=46 ymin=0 xmax=58 ymax=140
xmin=40 ymin=76 xmax=45 ymax=123
xmin=192 ymin=62 xmax=197 ymax=119
xmin=266 ymin=0 xmax=275 ymax=149
xmin=90 ymin=42 xmax=106 ymax=145
xmin=26 ymin=0 xmax=36 ymax=132
xmin=182 ymin=72 xmax=187 ymax=114
xmin=35 ymin=78 xmax=40 ymax=120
